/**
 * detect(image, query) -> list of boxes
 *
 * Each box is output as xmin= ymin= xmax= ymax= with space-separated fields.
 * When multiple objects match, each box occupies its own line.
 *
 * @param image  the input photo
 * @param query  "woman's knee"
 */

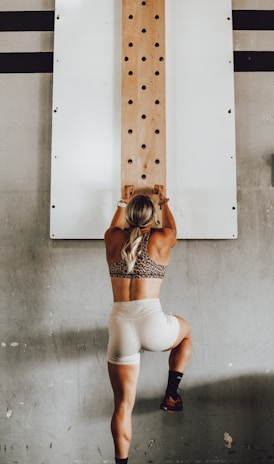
xmin=114 ymin=400 xmax=134 ymax=420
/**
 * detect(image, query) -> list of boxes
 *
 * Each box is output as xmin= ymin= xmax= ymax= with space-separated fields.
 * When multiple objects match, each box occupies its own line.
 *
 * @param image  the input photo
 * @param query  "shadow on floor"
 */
xmin=132 ymin=374 xmax=274 ymax=464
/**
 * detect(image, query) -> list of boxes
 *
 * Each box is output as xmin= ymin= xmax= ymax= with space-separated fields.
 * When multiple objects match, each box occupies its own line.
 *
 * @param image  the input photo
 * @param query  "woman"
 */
xmin=104 ymin=184 xmax=192 ymax=464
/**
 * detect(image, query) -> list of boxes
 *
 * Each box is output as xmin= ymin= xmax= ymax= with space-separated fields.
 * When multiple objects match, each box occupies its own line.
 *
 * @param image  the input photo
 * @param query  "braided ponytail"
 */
xmin=121 ymin=195 xmax=156 ymax=273
xmin=121 ymin=227 xmax=142 ymax=273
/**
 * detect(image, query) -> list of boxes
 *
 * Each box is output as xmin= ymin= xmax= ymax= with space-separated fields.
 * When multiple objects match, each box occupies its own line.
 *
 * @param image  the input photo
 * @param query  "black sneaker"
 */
xmin=160 ymin=394 xmax=183 ymax=413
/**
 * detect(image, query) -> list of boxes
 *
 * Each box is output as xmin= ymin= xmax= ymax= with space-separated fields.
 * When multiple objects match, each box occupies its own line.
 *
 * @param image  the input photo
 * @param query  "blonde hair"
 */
xmin=121 ymin=195 xmax=156 ymax=272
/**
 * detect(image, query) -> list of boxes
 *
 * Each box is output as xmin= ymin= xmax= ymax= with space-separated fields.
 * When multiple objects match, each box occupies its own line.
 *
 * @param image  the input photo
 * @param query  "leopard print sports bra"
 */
xmin=108 ymin=230 xmax=167 ymax=279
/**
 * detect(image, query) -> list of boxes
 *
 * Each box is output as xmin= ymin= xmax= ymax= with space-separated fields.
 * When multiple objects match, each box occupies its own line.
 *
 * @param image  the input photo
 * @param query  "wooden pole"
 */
xmin=121 ymin=0 xmax=166 ymax=206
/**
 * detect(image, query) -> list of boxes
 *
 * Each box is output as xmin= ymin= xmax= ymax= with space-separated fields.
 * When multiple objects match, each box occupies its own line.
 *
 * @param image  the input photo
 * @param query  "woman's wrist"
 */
xmin=158 ymin=198 xmax=170 ymax=209
xmin=117 ymin=199 xmax=127 ymax=208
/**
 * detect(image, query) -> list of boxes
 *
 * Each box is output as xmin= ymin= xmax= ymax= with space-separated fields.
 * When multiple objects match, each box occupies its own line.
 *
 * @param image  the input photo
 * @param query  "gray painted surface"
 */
xmin=1 ymin=2 xmax=274 ymax=463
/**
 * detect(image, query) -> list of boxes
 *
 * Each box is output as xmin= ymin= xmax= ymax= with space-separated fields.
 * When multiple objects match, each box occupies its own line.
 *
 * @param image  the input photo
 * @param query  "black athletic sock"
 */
xmin=165 ymin=370 xmax=183 ymax=400
xmin=115 ymin=458 xmax=128 ymax=464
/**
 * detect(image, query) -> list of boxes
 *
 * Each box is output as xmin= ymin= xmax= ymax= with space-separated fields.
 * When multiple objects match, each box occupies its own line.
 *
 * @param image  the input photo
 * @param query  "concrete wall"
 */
xmin=0 ymin=1 xmax=274 ymax=463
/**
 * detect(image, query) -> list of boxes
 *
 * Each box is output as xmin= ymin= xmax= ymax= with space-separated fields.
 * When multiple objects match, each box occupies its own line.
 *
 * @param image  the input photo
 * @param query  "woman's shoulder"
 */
xmin=150 ymin=227 xmax=174 ymax=236
xmin=104 ymin=227 xmax=126 ymax=241
xmin=149 ymin=227 xmax=176 ymax=247
xmin=104 ymin=228 xmax=128 ymax=261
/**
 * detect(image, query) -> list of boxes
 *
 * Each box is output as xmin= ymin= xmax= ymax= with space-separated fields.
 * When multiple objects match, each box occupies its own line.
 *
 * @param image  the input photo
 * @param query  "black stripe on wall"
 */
xmin=0 ymin=10 xmax=274 ymax=32
xmin=234 ymin=52 xmax=274 ymax=72
xmin=0 ymin=11 xmax=54 ymax=32
xmin=4 ymin=52 xmax=274 ymax=73
xmin=232 ymin=10 xmax=274 ymax=30
xmin=0 ymin=53 xmax=53 ymax=73
xmin=1 ymin=52 xmax=274 ymax=75
xmin=0 ymin=11 xmax=274 ymax=73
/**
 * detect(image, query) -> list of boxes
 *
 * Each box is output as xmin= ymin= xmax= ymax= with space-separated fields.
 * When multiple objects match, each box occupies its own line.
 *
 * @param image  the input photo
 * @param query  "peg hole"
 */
xmin=141 ymin=174 xmax=146 ymax=179
xmin=124 ymin=57 xmax=129 ymax=61
xmin=142 ymin=28 xmax=147 ymax=33
xmin=128 ymin=159 xmax=133 ymax=164
xmin=155 ymin=71 xmax=160 ymax=76
xmin=128 ymin=129 xmax=133 ymax=134
xmin=129 ymin=14 xmax=134 ymax=19
xmin=141 ymin=114 xmax=146 ymax=119
xmin=128 ymin=42 xmax=133 ymax=47
xmin=128 ymin=100 xmax=133 ymax=105
xmin=155 ymin=129 xmax=160 ymax=134
xmin=159 ymin=57 xmax=164 ymax=62
xmin=155 ymin=100 xmax=160 ymax=105
xmin=155 ymin=42 xmax=160 ymax=47
xmin=141 ymin=144 xmax=146 ymax=149
xmin=128 ymin=71 xmax=133 ymax=75
xmin=155 ymin=15 xmax=159 ymax=19
xmin=155 ymin=159 xmax=160 ymax=164
xmin=141 ymin=56 xmax=147 ymax=61
xmin=141 ymin=85 xmax=147 ymax=90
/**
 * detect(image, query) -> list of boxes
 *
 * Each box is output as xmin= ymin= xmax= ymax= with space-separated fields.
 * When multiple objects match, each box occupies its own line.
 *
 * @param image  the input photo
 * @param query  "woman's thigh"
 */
xmin=167 ymin=315 xmax=191 ymax=350
xmin=108 ymin=362 xmax=140 ymax=407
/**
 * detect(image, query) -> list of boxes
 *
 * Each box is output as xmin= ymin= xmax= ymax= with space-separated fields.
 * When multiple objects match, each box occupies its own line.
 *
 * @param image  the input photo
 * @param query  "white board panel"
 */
xmin=50 ymin=0 xmax=122 ymax=239
xmin=50 ymin=0 xmax=237 ymax=239
xmin=166 ymin=0 xmax=237 ymax=238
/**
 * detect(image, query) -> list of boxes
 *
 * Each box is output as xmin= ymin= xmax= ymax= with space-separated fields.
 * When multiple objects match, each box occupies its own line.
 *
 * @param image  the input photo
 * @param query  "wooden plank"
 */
xmin=121 ymin=0 xmax=166 ymax=200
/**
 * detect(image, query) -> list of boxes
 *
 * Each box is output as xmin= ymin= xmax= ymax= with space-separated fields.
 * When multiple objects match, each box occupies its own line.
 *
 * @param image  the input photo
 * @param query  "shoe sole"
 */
xmin=160 ymin=405 xmax=183 ymax=413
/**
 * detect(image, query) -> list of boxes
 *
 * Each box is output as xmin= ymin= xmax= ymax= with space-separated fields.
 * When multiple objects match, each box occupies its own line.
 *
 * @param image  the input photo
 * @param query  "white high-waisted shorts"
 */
xmin=107 ymin=298 xmax=180 ymax=365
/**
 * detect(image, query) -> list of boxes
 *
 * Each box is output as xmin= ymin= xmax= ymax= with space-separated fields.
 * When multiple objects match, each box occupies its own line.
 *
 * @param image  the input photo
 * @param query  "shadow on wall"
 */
xmin=1 ymin=327 xmax=109 ymax=364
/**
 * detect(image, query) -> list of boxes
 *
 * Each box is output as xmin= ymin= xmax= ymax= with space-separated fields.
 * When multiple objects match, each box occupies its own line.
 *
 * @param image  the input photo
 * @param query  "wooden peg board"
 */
xmin=51 ymin=0 xmax=237 ymax=239
xmin=121 ymin=0 xmax=166 ymax=197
